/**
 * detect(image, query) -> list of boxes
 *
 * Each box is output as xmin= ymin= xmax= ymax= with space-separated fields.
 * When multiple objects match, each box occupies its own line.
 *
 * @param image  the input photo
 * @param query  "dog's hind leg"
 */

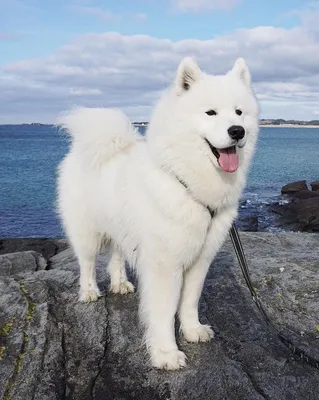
xmin=68 ymin=231 xmax=102 ymax=303
xmin=107 ymin=248 xmax=134 ymax=294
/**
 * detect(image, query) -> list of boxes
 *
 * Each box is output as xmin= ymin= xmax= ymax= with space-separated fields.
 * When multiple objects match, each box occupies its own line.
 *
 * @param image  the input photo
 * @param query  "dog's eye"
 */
xmin=206 ymin=110 xmax=217 ymax=116
xmin=235 ymin=109 xmax=242 ymax=116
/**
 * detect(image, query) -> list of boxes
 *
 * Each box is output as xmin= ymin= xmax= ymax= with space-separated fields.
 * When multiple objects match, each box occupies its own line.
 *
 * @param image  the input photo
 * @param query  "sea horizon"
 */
xmin=1 ymin=123 xmax=319 ymax=129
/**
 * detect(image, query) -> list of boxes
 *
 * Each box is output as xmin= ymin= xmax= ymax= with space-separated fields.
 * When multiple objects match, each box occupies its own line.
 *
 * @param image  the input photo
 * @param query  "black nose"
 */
xmin=228 ymin=125 xmax=245 ymax=141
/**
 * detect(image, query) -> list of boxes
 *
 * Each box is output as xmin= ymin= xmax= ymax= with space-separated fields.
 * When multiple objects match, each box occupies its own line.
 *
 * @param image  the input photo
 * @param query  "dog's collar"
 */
xmin=173 ymin=174 xmax=215 ymax=219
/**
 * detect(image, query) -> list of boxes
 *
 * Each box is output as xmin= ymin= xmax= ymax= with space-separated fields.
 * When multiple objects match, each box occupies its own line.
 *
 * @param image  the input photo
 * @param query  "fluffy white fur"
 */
xmin=57 ymin=57 xmax=259 ymax=370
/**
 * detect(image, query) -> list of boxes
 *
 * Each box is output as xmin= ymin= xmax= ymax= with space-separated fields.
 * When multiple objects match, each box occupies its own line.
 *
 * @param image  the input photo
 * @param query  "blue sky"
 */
xmin=1 ymin=0 xmax=319 ymax=123
xmin=0 ymin=0 xmax=306 ymax=63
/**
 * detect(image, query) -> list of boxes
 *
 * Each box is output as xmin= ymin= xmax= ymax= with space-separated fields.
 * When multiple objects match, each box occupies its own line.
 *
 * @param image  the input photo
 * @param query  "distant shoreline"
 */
xmin=260 ymin=124 xmax=319 ymax=128
xmin=1 ymin=123 xmax=319 ymax=128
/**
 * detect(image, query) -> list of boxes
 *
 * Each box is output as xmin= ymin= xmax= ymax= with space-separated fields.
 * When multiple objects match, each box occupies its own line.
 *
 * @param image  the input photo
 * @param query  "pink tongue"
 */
xmin=218 ymin=146 xmax=238 ymax=173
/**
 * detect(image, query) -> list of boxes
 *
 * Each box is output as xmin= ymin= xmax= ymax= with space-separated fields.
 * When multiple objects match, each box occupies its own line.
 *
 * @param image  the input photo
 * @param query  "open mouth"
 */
xmin=205 ymin=138 xmax=239 ymax=173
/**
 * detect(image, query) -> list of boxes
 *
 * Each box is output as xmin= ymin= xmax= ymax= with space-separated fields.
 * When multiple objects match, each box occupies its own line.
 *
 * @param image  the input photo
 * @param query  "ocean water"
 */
xmin=0 ymin=125 xmax=318 ymax=237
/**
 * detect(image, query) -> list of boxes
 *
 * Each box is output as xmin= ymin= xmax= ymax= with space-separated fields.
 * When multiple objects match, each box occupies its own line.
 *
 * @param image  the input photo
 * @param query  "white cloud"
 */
xmin=0 ymin=32 xmax=17 ymax=40
xmin=134 ymin=13 xmax=147 ymax=21
xmin=69 ymin=5 xmax=147 ymax=23
xmin=70 ymin=5 xmax=120 ymax=21
xmin=1 ymin=14 xmax=319 ymax=123
xmin=69 ymin=87 xmax=103 ymax=96
xmin=171 ymin=0 xmax=240 ymax=12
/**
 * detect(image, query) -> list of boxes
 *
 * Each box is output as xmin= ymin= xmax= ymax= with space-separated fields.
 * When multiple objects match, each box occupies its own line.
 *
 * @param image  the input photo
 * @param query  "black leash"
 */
xmin=229 ymin=222 xmax=319 ymax=370
xmin=172 ymin=170 xmax=319 ymax=369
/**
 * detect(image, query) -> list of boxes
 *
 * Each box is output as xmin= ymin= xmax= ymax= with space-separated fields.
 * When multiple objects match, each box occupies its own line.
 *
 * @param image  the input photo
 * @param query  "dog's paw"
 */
xmin=79 ymin=287 xmax=102 ymax=303
xmin=181 ymin=324 xmax=214 ymax=343
xmin=110 ymin=280 xmax=135 ymax=295
xmin=151 ymin=349 xmax=187 ymax=370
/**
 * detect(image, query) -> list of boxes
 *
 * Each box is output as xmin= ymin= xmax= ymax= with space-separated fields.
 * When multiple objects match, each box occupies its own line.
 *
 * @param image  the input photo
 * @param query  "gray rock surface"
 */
xmin=0 ymin=251 xmax=47 ymax=276
xmin=1 ymin=233 xmax=319 ymax=400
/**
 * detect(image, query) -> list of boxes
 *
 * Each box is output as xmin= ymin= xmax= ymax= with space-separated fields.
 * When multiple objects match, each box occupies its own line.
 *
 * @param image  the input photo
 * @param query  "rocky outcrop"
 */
xmin=281 ymin=180 xmax=308 ymax=194
xmin=293 ymin=190 xmax=319 ymax=199
xmin=270 ymin=197 xmax=319 ymax=232
xmin=311 ymin=181 xmax=319 ymax=191
xmin=0 ymin=251 xmax=47 ymax=276
xmin=1 ymin=234 xmax=319 ymax=400
xmin=237 ymin=216 xmax=258 ymax=232
xmin=270 ymin=180 xmax=319 ymax=232
xmin=0 ymin=239 xmax=68 ymax=260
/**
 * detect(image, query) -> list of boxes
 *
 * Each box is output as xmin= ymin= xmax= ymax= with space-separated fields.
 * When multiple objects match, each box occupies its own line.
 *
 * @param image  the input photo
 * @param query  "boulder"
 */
xmin=1 ymin=233 xmax=319 ymax=400
xmin=237 ymin=216 xmax=258 ymax=232
xmin=0 ymin=251 xmax=47 ymax=276
xmin=311 ymin=181 xmax=319 ymax=191
xmin=281 ymin=181 xmax=308 ymax=194
xmin=269 ymin=202 xmax=289 ymax=217
xmin=293 ymin=190 xmax=319 ymax=200
xmin=294 ymin=198 xmax=319 ymax=231
xmin=269 ymin=197 xmax=319 ymax=232
xmin=0 ymin=238 xmax=68 ymax=261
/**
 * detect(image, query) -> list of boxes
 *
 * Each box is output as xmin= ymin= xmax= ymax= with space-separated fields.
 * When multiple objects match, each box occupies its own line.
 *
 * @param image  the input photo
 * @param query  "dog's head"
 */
xmin=171 ymin=57 xmax=259 ymax=173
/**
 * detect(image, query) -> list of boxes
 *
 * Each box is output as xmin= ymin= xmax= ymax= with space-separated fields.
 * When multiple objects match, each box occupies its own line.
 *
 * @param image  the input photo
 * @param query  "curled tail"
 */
xmin=58 ymin=107 xmax=140 ymax=167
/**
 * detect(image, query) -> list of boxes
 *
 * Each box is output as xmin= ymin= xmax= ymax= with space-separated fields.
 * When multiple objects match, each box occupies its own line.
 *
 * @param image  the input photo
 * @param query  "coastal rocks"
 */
xmin=311 ymin=181 xmax=319 ymax=191
xmin=0 ymin=238 xmax=68 ymax=261
xmin=270 ymin=198 xmax=319 ymax=231
xmin=270 ymin=180 xmax=319 ymax=232
xmin=0 ymin=251 xmax=47 ymax=276
xmin=237 ymin=215 xmax=258 ymax=232
xmin=281 ymin=180 xmax=308 ymax=194
xmin=293 ymin=190 xmax=319 ymax=200
xmin=1 ymin=234 xmax=319 ymax=399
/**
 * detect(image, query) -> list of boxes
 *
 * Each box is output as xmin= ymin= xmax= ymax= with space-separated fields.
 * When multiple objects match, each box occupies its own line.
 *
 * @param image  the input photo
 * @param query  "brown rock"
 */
xmin=294 ymin=189 xmax=319 ymax=199
xmin=270 ymin=197 xmax=319 ymax=232
xmin=293 ymin=197 xmax=319 ymax=231
xmin=311 ymin=181 xmax=319 ymax=191
xmin=281 ymin=180 xmax=308 ymax=194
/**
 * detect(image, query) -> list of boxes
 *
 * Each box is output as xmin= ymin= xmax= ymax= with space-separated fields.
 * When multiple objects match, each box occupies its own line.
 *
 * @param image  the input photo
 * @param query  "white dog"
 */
xmin=57 ymin=57 xmax=259 ymax=370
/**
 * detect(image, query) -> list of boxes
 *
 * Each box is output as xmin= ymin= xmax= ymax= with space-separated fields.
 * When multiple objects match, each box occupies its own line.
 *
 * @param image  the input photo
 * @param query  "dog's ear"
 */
xmin=175 ymin=57 xmax=201 ymax=95
xmin=231 ymin=58 xmax=251 ymax=87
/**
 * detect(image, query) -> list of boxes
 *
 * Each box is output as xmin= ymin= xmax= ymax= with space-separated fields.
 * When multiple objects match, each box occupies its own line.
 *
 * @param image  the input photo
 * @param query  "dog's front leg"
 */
xmin=138 ymin=253 xmax=186 ymax=370
xmin=178 ymin=258 xmax=215 ymax=342
xmin=178 ymin=206 xmax=238 ymax=342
